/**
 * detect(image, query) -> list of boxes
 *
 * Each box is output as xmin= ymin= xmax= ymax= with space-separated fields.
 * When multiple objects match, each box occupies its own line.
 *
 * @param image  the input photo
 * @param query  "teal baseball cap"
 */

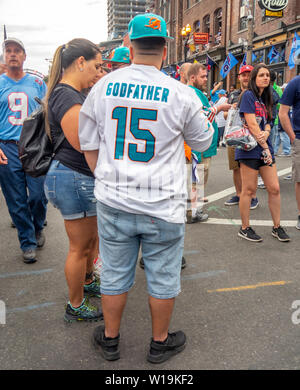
xmin=104 ymin=47 xmax=130 ymax=64
xmin=128 ymin=13 xmax=173 ymax=41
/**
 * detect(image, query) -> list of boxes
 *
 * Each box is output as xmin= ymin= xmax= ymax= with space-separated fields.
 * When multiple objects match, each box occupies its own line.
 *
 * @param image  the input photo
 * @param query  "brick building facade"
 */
xmin=227 ymin=0 xmax=300 ymax=89
xmin=150 ymin=0 xmax=300 ymax=90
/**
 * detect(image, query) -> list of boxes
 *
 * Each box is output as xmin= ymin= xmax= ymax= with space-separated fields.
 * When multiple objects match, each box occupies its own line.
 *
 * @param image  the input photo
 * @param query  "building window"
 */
xmin=203 ymin=14 xmax=210 ymax=34
xmin=186 ymin=0 xmax=190 ymax=9
xmin=214 ymin=8 xmax=222 ymax=45
xmin=194 ymin=20 xmax=200 ymax=32
xmin=266 ymin=44 xmax=286 ymax=65
xmin=252 ymin=49 xmax=264 ymax=65
xmin=239 ymin=0 xmax=248 ymax=30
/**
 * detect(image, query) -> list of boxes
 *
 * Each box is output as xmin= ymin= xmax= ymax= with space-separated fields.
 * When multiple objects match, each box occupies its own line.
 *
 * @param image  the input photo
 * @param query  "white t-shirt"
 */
xmin=215 ymin=96 xmax=227 ymax=128
xmin=79 ymin=64 xmax=214 ymax=223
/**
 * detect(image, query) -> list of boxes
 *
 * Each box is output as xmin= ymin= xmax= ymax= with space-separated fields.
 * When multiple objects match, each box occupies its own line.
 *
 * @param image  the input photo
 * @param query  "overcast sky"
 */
xmin=0 ymin=0 xmax=108 ymax=76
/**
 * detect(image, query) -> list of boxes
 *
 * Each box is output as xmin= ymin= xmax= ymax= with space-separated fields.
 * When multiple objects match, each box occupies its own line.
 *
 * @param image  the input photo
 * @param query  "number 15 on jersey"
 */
xmin=112 ymin=107 xmax=157 ymax=163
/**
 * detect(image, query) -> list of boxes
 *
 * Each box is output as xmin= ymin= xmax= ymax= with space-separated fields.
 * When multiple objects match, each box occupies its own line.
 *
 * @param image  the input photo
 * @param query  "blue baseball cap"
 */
xmin=128 ymin=13 xmax=173 ymax=41
xmin=104 ymin=47 xmax=130 ymax=64
xmin=218 ymin=89 xmax=227 ymax=95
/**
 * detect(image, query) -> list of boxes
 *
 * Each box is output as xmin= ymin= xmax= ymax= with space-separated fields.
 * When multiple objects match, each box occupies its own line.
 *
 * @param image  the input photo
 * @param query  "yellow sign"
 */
xmin=265 ymin=9 xmax=283 ymax=17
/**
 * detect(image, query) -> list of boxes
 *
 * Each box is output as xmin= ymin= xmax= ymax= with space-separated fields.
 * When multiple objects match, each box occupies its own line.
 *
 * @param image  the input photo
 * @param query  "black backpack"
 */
xmin=18 ymin=95 xmax=65 ymax=178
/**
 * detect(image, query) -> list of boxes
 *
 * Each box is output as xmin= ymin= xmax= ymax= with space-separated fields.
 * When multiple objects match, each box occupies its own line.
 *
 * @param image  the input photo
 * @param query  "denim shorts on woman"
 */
xmin=44 ymin=160 xmax=96 ymax=220
xmin=97 ymin=201 xmax=185 ymax=299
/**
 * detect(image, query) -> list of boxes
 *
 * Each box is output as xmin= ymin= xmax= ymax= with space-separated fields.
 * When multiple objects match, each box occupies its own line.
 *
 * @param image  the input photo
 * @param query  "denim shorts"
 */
xmin=44 ymin=160 xmax=96 ymax=220
xmin=97 ymin=201 xmax=185 ymax=299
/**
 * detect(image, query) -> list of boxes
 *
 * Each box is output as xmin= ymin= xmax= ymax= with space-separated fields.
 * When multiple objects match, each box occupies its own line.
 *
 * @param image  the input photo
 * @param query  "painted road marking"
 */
xmin=6 ymin=302 xmax=56 ymax=313
xmin=205 ymin=167 xmax=292 ymax=205
xmin=0 ymin=269 xmax=53 ymax=279
xmin=207 ymin=280 xmax=291 ymax=293
xmin=203 ymin=218 xmax=297 ymax=227
xmin=200 ymin=167 xmax=294 ymax=227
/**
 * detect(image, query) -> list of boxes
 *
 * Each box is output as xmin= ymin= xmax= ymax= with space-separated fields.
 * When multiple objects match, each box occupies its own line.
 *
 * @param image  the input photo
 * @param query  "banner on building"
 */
xmin=265 ymin=9 xmax=283 ymax=17
xmin=193 ymin=33 xmax=209 ymax=45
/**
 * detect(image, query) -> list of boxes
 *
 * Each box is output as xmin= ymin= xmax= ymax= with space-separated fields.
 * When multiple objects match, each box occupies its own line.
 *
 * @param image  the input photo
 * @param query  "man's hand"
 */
xmin=0 ymin=148 xmax=8 ymax=165
xmin=217 ymin=103 xmax=232 ymax=113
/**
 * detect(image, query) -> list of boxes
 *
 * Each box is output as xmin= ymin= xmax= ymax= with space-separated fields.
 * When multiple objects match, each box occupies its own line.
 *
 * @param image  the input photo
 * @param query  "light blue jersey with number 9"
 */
xmin=0 ymin=73 xmax=47 ymax=141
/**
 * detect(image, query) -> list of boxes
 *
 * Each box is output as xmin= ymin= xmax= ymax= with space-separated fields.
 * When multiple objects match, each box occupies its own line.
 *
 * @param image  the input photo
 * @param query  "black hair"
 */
xmin=248 ymin=63 xmax=273 ymax=120
xmin=269 ymin=69 xmax=277 ymax=83
xmin=131 ymin=37 xmax=166 ymax=54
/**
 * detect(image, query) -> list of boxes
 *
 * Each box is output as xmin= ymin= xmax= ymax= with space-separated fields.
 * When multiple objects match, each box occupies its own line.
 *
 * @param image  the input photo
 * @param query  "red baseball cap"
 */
xmin=239 ymin=65 xmax=253 ymax=74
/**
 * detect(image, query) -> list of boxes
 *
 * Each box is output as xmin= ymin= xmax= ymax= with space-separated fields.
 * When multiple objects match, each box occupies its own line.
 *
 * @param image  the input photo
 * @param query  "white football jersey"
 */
xmin=79 ymin=64 xmax=214 ymax=223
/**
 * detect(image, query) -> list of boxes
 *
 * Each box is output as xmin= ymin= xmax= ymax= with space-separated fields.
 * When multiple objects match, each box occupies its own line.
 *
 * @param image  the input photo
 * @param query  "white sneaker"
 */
xmin=257 ymin=176 xmax=266 ymax=189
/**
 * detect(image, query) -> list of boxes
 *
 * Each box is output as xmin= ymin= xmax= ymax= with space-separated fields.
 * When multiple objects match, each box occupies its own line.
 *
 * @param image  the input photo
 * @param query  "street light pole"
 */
xmin=177 ymin=0 xmax=183 ymax=63
xmin=246 ymin=0 xmax=254 ymax=64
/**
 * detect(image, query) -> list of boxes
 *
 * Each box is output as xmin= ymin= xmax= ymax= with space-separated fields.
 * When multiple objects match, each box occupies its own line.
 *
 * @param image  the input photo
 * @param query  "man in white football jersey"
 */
xmin=79 ymin=13 xmax=214 ymax=363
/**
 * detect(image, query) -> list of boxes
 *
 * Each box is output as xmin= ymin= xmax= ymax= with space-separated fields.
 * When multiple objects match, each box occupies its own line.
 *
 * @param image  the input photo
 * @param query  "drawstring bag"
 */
xmin=224 ymin=107 xmax=257 ymax=151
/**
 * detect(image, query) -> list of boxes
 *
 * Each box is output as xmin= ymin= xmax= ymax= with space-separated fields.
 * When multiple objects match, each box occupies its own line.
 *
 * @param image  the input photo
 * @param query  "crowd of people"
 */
xmin=0 ymin=13 xmax=299 ymax=364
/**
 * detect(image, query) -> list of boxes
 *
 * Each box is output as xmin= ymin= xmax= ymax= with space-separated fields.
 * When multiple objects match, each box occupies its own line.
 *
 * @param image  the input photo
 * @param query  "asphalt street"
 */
xmin=1 ymin=147 xmax=300 ymax=372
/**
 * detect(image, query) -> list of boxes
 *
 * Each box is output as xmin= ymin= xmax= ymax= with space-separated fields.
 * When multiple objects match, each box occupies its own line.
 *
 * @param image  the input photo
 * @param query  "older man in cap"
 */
xmin=79 ymin=13 xmax=215 ymax=363
xmin=0 ymin=38 xmax=47 ymax=264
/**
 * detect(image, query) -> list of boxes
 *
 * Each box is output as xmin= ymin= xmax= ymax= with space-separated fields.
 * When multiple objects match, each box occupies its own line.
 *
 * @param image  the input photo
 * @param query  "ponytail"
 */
xmin=44 ymin=38 xmax=101 ymax=137
xmin=44 ymin=44 xmax=65 ymax=137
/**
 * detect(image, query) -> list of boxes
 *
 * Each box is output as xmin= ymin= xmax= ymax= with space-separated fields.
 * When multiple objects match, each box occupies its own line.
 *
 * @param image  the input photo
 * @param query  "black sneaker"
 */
xmin=139 ymin=257 xmax=186 ymax=270
xmin=147 ymin=330 xmax=186 ymax=364
xmin=64 ymin=297 xmax=103 ymax=323
xmin=238 ymin=227 xmax=263 ymax=242
xmin=92 ymin=325 xmax=120 ymax=361
xmin=272 ymin=226 xmax=290 ymax=242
